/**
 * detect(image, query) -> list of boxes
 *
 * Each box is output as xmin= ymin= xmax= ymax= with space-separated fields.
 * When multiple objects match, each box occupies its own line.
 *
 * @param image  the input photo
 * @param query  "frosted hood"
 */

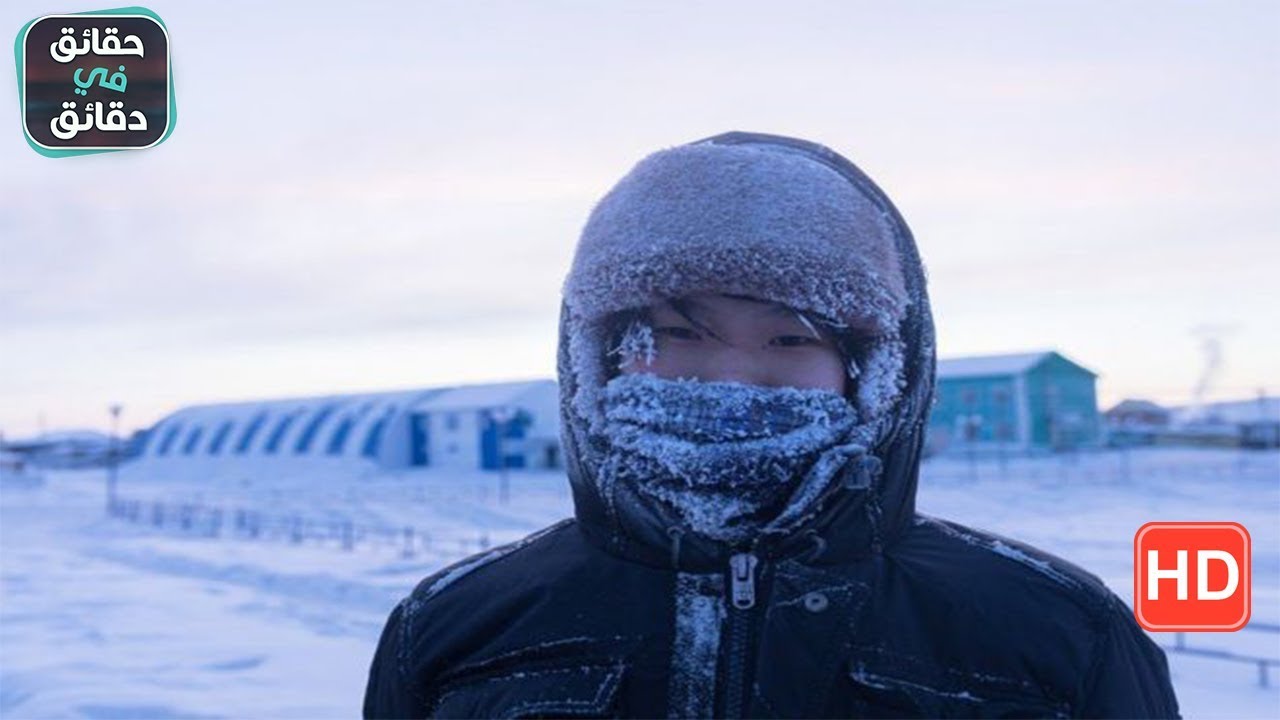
xmin=555 ymin=131 xmax=937 ymax=569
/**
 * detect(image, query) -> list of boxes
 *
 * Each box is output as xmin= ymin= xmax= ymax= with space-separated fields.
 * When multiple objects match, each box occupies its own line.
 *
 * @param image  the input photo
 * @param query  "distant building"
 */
xmin=1 ymin=429 xmax=113 ymax=468
xmin=927 ymin=351 xmax=1100 ymax=454
xmin=1170 ymin=395 xmax=1280 ymax=450
xmin=414 ymin=381 xmax=562 ymax=471
xmin=1105 ymin=399 xmax=1172 ymax=428
xmin=1099 ymin=395 xmax=1279 ymax=449
xmin=1102 ymin=399 xmax=1172 ymax=447
xmin=135 ymin=379 xmax=562 ymax=476
xmin=1172 ymin=395 xmax=1280 ymax=427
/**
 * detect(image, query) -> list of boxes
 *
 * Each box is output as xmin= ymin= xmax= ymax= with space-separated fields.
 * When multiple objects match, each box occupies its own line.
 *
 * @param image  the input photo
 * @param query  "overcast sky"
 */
xmin=2 ymin=0 xmax=1277 ymax=438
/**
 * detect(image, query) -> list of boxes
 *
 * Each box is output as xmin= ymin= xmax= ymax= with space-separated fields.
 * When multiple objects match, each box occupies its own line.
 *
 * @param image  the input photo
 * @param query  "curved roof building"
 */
xmin=134 ymin=380 xmax=561 ymax=479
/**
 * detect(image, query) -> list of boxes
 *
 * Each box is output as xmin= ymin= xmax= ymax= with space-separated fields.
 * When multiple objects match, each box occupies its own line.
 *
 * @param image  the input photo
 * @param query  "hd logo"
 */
xmin=1134 ymin=522 xmax=1251 ymax=632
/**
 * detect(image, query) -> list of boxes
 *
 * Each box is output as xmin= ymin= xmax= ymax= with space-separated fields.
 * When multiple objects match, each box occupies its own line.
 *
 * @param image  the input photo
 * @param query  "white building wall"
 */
xmin=428 ymin=409 xmax=481 ymax=471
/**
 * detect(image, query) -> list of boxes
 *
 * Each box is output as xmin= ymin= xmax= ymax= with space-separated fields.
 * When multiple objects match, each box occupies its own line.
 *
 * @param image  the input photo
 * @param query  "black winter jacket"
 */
xmin=364 ymin=132 xmax=1180 ymax=719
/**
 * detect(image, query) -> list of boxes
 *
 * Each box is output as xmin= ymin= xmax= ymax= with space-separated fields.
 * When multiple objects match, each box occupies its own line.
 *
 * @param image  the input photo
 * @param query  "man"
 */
xmin=364 ymin=131 xmax=1180 ymax=718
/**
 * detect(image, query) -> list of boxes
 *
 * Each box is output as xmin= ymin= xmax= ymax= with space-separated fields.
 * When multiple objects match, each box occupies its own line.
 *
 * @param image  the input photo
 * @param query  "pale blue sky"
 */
xmin=2 ymin=0 xmax=1277 ymax=437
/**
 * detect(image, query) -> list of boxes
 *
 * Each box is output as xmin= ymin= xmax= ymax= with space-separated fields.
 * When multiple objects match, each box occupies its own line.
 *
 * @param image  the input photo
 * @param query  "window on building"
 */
xmin=327 ymin=416 xmax=356 ymax=455
xmin=264 ymin=413 xmax=300 ymax=454
xmin=156 ymin=423 xmax=183 ymax=456
xmin=361 ymin=407 xmax=396 ymax=459
xmin=207 ymin=420 xmax=235 ymax=455
xmin=181 ymin=426 xmax=204 ymax=455
xmin=446 ymin=413 xmax=460 ymax=431
xmin=294 ymin=403 xmax=338 ymax=454
xmin=234 ymin=412 xmax=269 ymax=454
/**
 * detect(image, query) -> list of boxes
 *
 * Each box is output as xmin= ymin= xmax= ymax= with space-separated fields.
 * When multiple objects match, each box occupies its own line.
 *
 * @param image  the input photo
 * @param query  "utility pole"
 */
xmin=491 ymin=406 xmax=515 ymax=505
xmin=107 ymin=403 xmax=122 ymax=514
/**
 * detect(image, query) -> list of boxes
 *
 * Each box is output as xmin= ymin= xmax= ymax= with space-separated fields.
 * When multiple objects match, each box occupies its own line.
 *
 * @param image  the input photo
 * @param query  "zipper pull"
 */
xmin=729 ymin=552 xmax=758 ymax=610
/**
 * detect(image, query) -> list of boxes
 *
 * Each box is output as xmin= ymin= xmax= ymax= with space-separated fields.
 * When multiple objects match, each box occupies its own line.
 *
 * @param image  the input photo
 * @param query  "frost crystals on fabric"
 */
xmin=669 ymin=572 xmax=725 ymax=719
xmin=599 ymin=373 xmax=861 ymax=543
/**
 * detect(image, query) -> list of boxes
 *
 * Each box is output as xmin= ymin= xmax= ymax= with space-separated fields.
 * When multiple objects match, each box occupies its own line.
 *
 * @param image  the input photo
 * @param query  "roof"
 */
xmin=142 ymin=387 xmax=449 ymax=460
xmin=936 ymin=350 xmax=1100 ymax=381
xmin=174 ymin=387 xmax=439 ymax=414
xmin=1173 ymin=397 xmax=1280 ymax=424
xmin=936 ymin=350 xmax=1096 ymax=380
xmin=937 ymin=351 xmax=1051 ymax=379
xmin=412 ymin=379 xmax=557 ymax=412
xmin=1105 ymin=399 xmax=1170 ymax=416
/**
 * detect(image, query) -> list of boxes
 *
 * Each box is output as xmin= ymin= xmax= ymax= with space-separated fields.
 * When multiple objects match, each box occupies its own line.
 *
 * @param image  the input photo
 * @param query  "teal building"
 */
xmin=927 ymin=351 xmax=1100 ymax=453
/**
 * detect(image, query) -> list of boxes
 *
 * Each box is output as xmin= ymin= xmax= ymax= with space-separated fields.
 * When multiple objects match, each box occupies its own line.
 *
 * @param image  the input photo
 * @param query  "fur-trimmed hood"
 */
xmin=556 ymin=131 xmax=937 ymax=570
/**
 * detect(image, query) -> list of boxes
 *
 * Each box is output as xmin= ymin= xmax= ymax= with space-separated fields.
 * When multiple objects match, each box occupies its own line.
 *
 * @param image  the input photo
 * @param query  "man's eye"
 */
xmin=770 ymin=335 xmax=821 ymax=348
xmin=654 ymin=326 xmax=701 ymax=341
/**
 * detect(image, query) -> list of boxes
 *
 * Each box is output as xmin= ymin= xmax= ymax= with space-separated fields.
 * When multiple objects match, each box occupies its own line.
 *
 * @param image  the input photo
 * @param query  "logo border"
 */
xmin=1133 ymin=521 xmax=1251 ymax=633
xmin=15 ymin=6 xmax=175 ymax=157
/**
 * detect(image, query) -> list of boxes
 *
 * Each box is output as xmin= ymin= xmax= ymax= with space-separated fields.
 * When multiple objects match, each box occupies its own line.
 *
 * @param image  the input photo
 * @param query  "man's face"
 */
xmin=619 ymin=293 xmax=848 ymax=395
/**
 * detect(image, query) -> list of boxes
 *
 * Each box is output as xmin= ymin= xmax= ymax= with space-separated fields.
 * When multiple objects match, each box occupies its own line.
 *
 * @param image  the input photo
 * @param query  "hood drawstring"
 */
xmin=842 ymin=453 xmax=883 ymax=490
xmin=800 ymin=529 xmax=827 ymax=563
xmin=667 ymin=526 xmax=685 ymax=569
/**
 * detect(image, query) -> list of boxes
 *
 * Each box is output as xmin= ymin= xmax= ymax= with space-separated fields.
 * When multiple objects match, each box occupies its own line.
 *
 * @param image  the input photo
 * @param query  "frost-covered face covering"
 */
xmin=598 ymin=372 xmax=862 ymax=544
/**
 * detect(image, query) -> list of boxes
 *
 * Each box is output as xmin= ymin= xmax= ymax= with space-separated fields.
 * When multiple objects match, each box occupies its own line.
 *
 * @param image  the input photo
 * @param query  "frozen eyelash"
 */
xmin=792 ymin=309 xmax=822 ymax=339
xmin=609 ymin=318 xmax=658 ymax=368
xmin=846 ymin=356 xmax=861 ymax=380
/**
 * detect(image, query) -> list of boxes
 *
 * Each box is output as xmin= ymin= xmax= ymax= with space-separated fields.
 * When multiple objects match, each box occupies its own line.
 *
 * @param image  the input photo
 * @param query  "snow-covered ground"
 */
xmin=1 ymin=447 xmax=1277 ymax=718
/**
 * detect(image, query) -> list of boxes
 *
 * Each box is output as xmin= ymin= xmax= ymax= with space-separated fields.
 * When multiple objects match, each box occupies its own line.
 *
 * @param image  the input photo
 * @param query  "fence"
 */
xmin=106 ymin=481 xmax=1279 ymax=688
xmin=920 ymin=449 xmax=1278 ymax=485
xmin=1160 ymin=622 xmax=1280 ymax=688
xmin=106 ymin=495 xmax=495 ymax=560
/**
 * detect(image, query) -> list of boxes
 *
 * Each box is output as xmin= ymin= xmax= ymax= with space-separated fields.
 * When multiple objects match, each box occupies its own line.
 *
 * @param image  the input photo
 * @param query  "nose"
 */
xmin=696 ymin=346 xmax=777 ymax=387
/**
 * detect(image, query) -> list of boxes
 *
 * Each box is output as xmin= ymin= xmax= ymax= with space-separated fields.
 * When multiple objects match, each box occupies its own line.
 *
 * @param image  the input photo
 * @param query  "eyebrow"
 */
xmin=663 ymin=299 xmax=723 ymax=341
xmin=663 ymin=296 xmax=826 ymax=341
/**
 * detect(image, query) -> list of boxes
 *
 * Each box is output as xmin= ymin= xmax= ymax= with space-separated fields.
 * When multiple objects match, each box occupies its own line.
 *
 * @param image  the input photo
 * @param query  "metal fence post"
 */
xmin=402 ymin=527 xmax=415 ymax=558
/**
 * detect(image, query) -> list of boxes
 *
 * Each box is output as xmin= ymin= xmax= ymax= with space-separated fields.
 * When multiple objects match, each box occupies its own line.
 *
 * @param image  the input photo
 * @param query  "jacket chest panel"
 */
xmin=750 ymin=559 xmax=872 ymax=717
xmin=835 ymin=645 xmax=1073 ymax=719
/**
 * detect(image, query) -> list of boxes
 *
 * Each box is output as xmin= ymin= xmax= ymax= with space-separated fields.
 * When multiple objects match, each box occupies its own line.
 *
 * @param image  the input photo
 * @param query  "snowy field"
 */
xmin=1 ymin=447 xmax=1276 ymax=719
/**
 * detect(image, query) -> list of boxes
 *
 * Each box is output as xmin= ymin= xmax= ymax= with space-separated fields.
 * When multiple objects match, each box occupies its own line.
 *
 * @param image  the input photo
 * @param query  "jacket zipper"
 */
xmin=723 ymin=552 xmax=759 ymax=718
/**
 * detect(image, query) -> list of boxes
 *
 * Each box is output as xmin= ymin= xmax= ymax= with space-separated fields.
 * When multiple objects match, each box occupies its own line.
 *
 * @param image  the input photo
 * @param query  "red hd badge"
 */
xmin=1134 ymin=522 xmax=1251 ymax=632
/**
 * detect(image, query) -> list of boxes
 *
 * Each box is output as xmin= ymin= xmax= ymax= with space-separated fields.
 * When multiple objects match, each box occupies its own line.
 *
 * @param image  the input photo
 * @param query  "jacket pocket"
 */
xmin=431 ymin=662 xmax=625 ymax=719
xmin=845 ymin=662 xmax=1070 ymax=719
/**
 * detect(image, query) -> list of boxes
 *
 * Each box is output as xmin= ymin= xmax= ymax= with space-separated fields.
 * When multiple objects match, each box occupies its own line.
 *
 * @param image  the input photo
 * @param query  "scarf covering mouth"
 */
xmin=598 ymin=372 xmax=864 ymax=544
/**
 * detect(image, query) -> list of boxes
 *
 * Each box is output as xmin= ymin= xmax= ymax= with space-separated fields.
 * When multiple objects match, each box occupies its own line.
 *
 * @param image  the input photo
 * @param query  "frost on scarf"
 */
xmin=598 ymin=373 xmax=876 ymax=544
